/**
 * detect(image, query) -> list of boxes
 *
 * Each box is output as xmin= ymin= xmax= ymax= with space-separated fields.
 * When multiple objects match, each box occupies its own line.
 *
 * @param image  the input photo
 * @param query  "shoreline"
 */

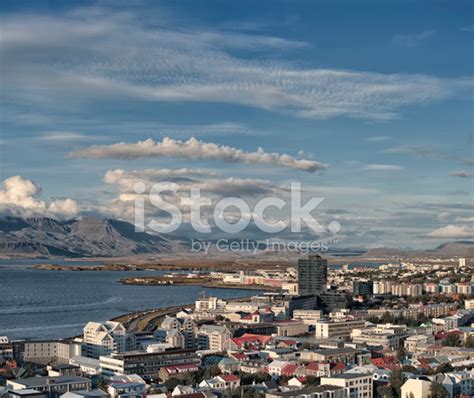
xmin=119 ymin=275 xmax=277 ymax=292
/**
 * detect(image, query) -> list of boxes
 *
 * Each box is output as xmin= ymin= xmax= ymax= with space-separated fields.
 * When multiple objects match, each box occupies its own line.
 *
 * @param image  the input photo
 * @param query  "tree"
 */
xmin=397 ymin=345 xmax=407 ymax=361
xmin=164 ymin=377 xmax=181 ymax=391
xmin=434 ymin=363 xmax=453 ymax=374
xmin=203 ymin=364 xmax=221 ymax=380
xmin=429 ymin=382 xmax=449 ymax=398
xmin=442 ymin=333 xmax=462 ymax=347
xmin=387 ymin=368 xmax=404 ymax=398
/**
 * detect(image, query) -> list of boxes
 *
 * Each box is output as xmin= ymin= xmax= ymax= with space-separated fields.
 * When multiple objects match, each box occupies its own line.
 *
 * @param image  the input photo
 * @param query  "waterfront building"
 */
xmin=83 ymin=322 xmax=135 ymax=359
xmin=297 ymin=255 xmax=327 ymax=296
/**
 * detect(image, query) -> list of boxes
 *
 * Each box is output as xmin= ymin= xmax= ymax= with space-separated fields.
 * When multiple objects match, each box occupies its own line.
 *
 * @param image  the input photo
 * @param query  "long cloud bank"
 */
xmin=1 ymin=6 xmax=472 ymax=121
xmin=71 ymin=137 xmax=324 ymax=172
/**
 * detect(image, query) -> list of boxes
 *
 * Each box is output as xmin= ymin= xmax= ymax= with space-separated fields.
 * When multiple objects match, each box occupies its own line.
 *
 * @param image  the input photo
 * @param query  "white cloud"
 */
xmin=455 ymin=216 xmax=474 ymax=223
xmin=427 ymin=224 xmax=474 ymax=238
xmin=0 ymin=8 xmax=470 ymax=121
xmin=0 ymin=176 xmax=79 ymax=219
xmin=392 ymin=30 xmax=435 ymax=47
xmin=71 ymin=137 xmax=324 ymax=172
xmin=451 ymin=170 xmax=474 ymax=178
xmin=363 ymin=164 xmax=403 ymax=171
xmin=39 ymin=132 xmax=92 ymax=141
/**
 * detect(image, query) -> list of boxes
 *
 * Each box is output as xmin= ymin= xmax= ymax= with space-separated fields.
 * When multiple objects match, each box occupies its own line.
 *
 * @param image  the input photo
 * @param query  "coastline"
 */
xmin=119 ymin=275 xmax=277 ymax=291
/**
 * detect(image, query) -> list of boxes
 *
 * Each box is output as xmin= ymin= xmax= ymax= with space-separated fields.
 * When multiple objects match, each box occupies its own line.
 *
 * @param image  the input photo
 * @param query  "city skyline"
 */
xmin=1 ymin=0 xmax=473 ymax=248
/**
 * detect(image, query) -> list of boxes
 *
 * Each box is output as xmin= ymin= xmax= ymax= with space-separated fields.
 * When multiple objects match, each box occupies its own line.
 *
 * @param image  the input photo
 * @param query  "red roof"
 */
xmin=371 ymin=356 xmax=400 ymax=371
xmin=305 ymin=362 xmax=320 ymax=371
xmin=281 ymin=363 xmax=298 ymax=376
xmin=231 ymin=353 xmax=247 ymax=361
xmin=330 ymin=362 xmax=346 ymax=372
xmin=232 ymin=333 xmax=272 ymax=347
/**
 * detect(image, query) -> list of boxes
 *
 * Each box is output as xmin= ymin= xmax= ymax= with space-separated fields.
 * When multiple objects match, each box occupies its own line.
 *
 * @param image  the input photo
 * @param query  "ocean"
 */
xmin=0 ymin=259 xmax=255 ymax=340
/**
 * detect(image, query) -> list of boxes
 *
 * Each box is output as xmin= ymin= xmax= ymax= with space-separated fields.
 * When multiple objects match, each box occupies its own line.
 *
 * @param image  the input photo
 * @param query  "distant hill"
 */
xmin=0 ymin=216 xmax=188 ymax=257
xmin=365 ymin=241 xmax=474 ymax=258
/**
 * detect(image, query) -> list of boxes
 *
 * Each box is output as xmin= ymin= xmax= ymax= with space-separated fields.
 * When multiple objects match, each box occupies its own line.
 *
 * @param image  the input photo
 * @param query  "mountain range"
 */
xmin=0 ymin=216 xmax=472 ymax=258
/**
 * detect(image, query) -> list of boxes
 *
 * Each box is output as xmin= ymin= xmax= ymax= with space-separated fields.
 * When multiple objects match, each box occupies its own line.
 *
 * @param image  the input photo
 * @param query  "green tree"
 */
xmin=203 ymin=364 xmax=221 ymax=380
xmin=96 ymin=376 xmax=108 ymax=393
xmin=429 ymin=382 xmax=449 ymax=398
xmin=442 ymin=333 xmax=462 ymax=347
xmin=164 ymin=377 xmax=181 ymax=391
xmin=397 ymin=345 xmax=407 ymax=361
xmin=388 ymin=368 xmax=404 ymax=397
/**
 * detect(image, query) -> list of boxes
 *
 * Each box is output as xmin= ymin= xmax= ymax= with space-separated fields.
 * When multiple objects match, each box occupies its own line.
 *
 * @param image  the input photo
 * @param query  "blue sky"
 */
xmin=0 ymin=0 xmax=473 ymax=248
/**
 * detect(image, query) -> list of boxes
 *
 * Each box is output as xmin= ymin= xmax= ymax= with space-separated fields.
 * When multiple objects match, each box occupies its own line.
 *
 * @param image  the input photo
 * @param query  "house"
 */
xmin=158 ymin=364 xmax=199 ymax=382
xmin=199 ymin=375 xmax=240 ymax=391
xmin=107 ymin=381 xmax=146 ymax=398
xmin=61 ymin=389 xmax=108 ymax=398
xmin=268 ymin=360 xmax=291 ymax=377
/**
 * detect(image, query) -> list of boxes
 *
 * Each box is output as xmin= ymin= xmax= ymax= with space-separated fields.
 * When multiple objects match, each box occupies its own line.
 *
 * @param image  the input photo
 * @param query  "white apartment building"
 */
xmin=195 ymin=296 xmax=226 ymax=312
xmin=321 ymin=373 xmax=373 ymax=398
xmin=315 ymin=319 xmax=366 ymax=340
xmin=293 ymin=309 xmax=323 ymax=325
xmin=83 ymin=321 xmax=135 ymax=359
xmin=160 ymin=316 xmax=196 ymax=349
xmin=196 ymin=324 xmax=232 ymax=352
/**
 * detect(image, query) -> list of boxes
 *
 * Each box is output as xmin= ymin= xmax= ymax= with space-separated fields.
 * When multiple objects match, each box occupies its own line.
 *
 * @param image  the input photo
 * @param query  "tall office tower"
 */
xmin=297 ymin=255 xmax=328 ymax=296
xmin=459 ymin=258 xmax=466 ymax=268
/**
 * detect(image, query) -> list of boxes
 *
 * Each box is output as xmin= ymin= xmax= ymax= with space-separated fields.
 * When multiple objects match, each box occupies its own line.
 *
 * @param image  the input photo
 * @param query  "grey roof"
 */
xmin=61 ymin=390 xmax=108 ymax=398
xmin=267 ymin=385 xmax=344 ymax=396
xmin=13 ymin=376 xmax=91 ymax=388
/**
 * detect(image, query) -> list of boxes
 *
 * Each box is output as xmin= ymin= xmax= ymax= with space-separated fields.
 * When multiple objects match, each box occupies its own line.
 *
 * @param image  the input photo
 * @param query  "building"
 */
xmin=196 ymin=324 xmax=232 ymax=351
xmin=293 ymin=309 xmax=322 ymax=325
xmin=7 ymin=376 xmax=91 ymax=398
xmin=100 ymin=349 xmax=200 ymax=378
xmin=265 ymin=385 xmax=347 ymax=398
xmin=300 ymin=348 xmax=363 ymax=366
xmin=160 ymin=316 xmax=196 ymax=349
xmin=351 ymin=330 xmax=399 ymax=351
xmin=459 ymin=258 xmax=466 ymax=268
xmin=83 ymin=322 xmax=135 ymax=359
xmin=315 ymin=319 xmax=366 ymax=340
xmin=352 ymin=281 xmax=373 ymax=298
xmin=321 ymin=373 xmax=373 ymax=398
xmin=400 ymin=379 xmax=432 ymax=398
xmin=404 ymin=335 xmax=435 ymax=352
xmin=22 ymin=340 xmax=77 ymax=365
xmin=195 ymin=296 xmax=226 ymax=312
xmin=298 ymin=255 xmax=327 ymax=296
xmin=274 ymin=320 xmax=309 ymax=337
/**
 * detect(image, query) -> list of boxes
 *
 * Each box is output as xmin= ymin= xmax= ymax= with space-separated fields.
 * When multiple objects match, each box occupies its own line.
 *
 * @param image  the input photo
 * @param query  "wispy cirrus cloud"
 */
xmin=363 ymin=163 xmax=403 ymax=171
xmin=1 ymin=7 xmax=471 ymax=121
xmin=392 ymin=30 xmax=435 ymax=47
xmin=70 ymin=137 xmax=325 ymax=172
xmin=451 ymin=170 xmax=474 ymax=178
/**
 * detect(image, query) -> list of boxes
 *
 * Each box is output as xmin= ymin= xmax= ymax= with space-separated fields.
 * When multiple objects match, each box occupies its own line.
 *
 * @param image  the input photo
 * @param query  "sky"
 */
xmin=0 ymin=0 xmax=473 ymax=249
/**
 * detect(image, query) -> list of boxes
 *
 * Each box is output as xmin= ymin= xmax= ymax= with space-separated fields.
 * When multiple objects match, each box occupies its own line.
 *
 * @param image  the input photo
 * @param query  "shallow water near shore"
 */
xmin=0 ymin=259 xmax=256 ymax=340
